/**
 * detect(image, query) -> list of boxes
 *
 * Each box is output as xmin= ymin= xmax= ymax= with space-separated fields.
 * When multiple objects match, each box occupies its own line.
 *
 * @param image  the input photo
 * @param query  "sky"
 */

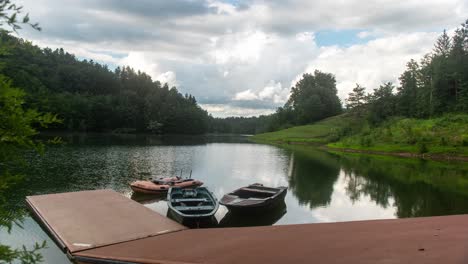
xmin=14 ymin=0 xmax=468 ymax=117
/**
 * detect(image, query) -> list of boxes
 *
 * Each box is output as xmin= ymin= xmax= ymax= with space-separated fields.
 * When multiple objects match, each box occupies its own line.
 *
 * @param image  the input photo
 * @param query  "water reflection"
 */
xmin=1 ymin=134 xmax=468 ymax=262
xmin=288 ymin=151 xmax=339 ymax=209
xmin=219 ymin=201 xmax=287 ymax=227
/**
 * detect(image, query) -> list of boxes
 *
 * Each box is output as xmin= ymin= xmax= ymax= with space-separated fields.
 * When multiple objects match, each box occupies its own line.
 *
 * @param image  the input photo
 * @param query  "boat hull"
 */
xmin=221 ymin=186 xmax=287 ymax=213
xmin=167 ymin=187 xmax=219 ymax=228
xmin=167 ymin=208 xmax=218 ymax=228
xmin=130 ymin=180 xmax=203 ymax=195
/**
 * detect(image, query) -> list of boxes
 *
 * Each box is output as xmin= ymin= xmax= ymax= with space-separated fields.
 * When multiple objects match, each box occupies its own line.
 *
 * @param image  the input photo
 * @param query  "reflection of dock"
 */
xmin=27 ymin=190 xmax=468 ymax=264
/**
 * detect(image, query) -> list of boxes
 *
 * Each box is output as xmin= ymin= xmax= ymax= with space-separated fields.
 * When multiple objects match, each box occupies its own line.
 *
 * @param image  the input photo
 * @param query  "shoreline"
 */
xmin=251 ymin=138 xmax=468 ymax=162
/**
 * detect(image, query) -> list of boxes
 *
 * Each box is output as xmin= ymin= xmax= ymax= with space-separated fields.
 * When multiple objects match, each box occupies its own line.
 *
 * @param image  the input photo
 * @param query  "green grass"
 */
xmin=252 ymin=113 xmax=468 ymax=157
xmin=252 ymin=114 xmax=353 ymax=144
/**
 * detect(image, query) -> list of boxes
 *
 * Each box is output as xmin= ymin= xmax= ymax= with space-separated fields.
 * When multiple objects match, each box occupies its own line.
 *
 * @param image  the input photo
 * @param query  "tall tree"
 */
xmin=286 ymin=70 xmax=342 ymax=124
xmin=367 ymin=82 xmax=396 ymax=124
xmin=397 ymin=59 xmax=420 ymax=116
xmin=345 ymin=84 xmax=368 ymax=116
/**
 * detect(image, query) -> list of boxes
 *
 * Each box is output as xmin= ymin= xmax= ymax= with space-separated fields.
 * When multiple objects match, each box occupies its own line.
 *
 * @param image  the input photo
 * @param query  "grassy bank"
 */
xmin=252 ymin=114 xmax=468 ymax=158
xmin=252 ymin=115 xmax=355 ymax=144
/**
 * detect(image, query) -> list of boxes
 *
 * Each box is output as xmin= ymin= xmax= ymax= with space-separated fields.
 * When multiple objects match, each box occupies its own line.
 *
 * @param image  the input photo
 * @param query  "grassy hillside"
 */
xmin=252 ymin=115 xmax=355 ymax=144
xmin=252 ymin=114 xmax=468 ymax=157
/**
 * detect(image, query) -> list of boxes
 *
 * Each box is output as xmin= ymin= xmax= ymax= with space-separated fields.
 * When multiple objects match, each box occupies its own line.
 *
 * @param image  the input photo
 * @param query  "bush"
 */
xmin=417 ymin=142 xmax=429 ymax=154
xmin=360 ymin=136 xmax=373 ymax=147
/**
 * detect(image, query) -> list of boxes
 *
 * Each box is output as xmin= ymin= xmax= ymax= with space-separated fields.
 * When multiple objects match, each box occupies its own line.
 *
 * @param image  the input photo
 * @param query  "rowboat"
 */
xmin=130 ymin=178 xmax=203 ymax=195
xmin=220 ymin=183 xmax=287 ymax=212
xmin=167 ymin=187 xmax=219 ymax=226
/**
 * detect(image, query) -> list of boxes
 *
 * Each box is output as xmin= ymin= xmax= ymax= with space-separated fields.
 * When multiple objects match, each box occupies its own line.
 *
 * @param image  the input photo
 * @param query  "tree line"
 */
xmin=1 ymin=32 xmax=210 ymax=134
xmin=0 ymin=31 xmax=345 ymax=135
xmin=346 ymin=20 xmax=468 ymax=123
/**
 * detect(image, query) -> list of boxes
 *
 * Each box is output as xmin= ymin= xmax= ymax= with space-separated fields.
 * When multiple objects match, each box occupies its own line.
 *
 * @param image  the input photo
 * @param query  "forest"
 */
xmin=1 ymin=32 xmax=210 ymax=134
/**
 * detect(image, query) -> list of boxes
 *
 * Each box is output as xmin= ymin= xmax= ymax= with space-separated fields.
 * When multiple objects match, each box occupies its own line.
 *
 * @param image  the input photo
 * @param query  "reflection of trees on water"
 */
xmin=287 ymin=149 xmax=340 ymax=209
xmin=286 ymin=146 xmax=468 ymax=218
xmin=338 ymin=154 xmax=468 ymax=218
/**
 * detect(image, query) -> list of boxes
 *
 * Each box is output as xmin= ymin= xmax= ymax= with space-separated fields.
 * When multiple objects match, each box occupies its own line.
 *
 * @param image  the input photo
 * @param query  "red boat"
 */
xmin=130 ymin=178 xmax=203 ymax=195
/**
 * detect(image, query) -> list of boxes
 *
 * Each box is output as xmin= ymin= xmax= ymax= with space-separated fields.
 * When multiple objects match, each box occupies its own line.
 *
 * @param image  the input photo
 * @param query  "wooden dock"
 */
xmin=27 ymin=190 xmax=468 ymax=264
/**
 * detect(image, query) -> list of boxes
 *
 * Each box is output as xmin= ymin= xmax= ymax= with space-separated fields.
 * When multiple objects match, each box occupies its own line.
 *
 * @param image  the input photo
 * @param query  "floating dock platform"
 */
xmin=27 ymin=190 xmax=468 ymax=264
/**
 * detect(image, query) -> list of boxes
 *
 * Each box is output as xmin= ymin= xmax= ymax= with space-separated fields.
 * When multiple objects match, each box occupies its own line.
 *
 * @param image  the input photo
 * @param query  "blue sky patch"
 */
xmin=314 ymin=29 xmax=374 ymax=47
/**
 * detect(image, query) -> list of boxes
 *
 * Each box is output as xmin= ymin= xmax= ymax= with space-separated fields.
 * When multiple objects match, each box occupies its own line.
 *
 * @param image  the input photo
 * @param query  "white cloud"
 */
xmin=300 ymin=31 xmax=441 ymax=100
xmin=357 ymin=31 xmax=372 ymax=39
xmin=200 ymin=104 xmax=275 ymax=118
xmin=209 ymin=30 xmax=274 ymax=64
xmin=234 ymin=81 xmax=290 ymax=104
xmin=156 ymin=71 xmax=178 ymax=87
xmin=296 ymin=32 xmax=314 ymax=42
xmin=118 ymin=52 xmax=178 ymax=87
xmin=233 ymin=89 xmax=258 ymax=101
xmin=14 ymin=0 xmax=468 ymax=117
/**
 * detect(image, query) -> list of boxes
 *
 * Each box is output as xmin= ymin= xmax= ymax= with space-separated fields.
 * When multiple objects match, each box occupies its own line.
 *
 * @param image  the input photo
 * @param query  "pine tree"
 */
xmin=346 ymin=84 xmax=368 ymax=116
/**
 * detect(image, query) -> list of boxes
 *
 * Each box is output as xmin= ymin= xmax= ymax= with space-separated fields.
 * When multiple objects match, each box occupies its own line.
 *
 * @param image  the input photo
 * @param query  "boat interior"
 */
xmin=153 ymin=178 xmax=195 ymax=185
xmin=170 ymin=188 xmax=216 ymax=215
xmin=231 ymin=185 xmax=280 ymax=199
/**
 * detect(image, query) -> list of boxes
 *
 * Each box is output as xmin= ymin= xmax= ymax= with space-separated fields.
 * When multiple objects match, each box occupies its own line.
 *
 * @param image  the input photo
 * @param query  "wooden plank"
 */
xmin=26 ymin=190 xmax=186 ymax=253
xmin=75 ymin=214 xmax=468 ymax=264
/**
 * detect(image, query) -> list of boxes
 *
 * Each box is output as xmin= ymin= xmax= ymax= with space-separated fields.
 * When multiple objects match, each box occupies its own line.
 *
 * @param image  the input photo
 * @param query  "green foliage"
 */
xmin=0 ymin=242 xmax=46 ymax=264
xmin=345 ymin=84 xmax=368 ymax=112
xmin=252 ymin=114 xmax=359 ymax=144
xmin=330 ymin=114 xmax=468 ymax=155
xmin=209 ymin=115 xmax=273 ymax=134
xmin=0 ymin=75 xmax=57 ymax=263
xmin=0 ymin=0 xmax=41 ymax=32
xmin=0 ymin=32 xmax=210 ymax=134
xmin=285 ymin=71 xmax=342 ymax=125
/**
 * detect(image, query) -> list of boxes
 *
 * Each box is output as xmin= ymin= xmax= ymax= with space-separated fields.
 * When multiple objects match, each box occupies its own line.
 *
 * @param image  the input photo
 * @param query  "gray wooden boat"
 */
xmin=167 ymin=187 xmax=219 ymax=225
xmin=220 ymin=183 xmax=287 ymax=212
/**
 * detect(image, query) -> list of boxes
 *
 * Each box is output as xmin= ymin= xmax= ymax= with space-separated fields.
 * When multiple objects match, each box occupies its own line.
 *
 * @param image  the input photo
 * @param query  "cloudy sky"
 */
xmin=15 ymin=0 xmax=468 ymax=117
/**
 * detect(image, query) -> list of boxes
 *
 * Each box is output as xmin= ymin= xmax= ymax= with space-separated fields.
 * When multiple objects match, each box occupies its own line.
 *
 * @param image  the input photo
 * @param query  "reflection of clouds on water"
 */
xmin=0 ymin=217 xmax=72 ymax=264
xmin=10 ymin=134 xmax=468 ymax=263
xmin=310 ymin=170 xmax=396 ymax=223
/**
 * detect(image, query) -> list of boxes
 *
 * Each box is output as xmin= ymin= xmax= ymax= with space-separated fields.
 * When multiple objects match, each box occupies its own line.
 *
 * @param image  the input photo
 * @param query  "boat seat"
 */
xmin=241 ymin=187 xmax=276 ymax=194
xmin=172 ymin=198 xmax=208 ymax=203
xmin=174 ymin=205 xmax=215 ymax=212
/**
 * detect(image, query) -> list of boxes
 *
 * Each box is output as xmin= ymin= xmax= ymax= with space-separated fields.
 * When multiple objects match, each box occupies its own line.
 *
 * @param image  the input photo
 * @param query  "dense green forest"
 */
xmin=0 ymin=32 xmax=210 ymax=134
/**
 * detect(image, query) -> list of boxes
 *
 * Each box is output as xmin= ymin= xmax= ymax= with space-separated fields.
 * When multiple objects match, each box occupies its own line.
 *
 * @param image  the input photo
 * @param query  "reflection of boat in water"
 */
xmin=167 ymin=187 xmax=219 ymax=228
xmin=220 ymin=183 xmax=287 ymax=213
xmin=219 ymin=200 xmax=287 ymax=227
xmin=130 ymin=192 xmax=166 ymax=204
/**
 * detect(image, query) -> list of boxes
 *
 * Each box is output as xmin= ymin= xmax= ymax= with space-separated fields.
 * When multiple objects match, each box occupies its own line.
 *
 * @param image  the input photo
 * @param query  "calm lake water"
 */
xmin=1 ymin=134 xmax=468 ymax=263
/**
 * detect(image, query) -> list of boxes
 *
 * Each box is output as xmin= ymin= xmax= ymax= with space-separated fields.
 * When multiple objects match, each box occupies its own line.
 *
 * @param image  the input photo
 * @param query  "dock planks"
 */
xmin=27 ymin=190 xmax=468 ymax=264
xmin=74 ymin=214 xmax=468 ymax=264
xmin=26 ymin=189 xmax=185 ymax=253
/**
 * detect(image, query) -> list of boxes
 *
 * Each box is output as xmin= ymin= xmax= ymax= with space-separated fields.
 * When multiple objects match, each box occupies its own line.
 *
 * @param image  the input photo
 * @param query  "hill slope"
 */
xmin=252 ymin=114 xmax=468 ymax=158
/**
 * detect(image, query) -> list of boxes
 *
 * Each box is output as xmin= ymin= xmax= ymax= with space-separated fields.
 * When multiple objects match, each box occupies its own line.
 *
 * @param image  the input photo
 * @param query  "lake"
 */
xmin=1 ymin=134 xmax=468 ymax=263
